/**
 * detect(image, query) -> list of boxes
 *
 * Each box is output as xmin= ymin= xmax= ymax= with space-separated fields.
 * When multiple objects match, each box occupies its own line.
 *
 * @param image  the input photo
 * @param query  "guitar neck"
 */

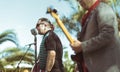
xmin=55 ymin=17 xmax=74 ymax=44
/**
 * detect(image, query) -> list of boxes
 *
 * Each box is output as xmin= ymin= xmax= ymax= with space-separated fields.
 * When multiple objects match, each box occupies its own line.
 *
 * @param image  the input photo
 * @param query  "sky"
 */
xmin=0 ymin=0 xmax=77 ymax=67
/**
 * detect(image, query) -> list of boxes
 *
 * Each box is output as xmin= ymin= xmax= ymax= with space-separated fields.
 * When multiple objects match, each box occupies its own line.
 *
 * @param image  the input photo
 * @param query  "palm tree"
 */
xmin=0 ymin=30 xmax=19 ymax=70
xmin=0 ymin=47 xmax=35 ymax=72
xmin=0 ymin=47 xmax=34 ymax=66
xmin=0 ymin=30 xmax=35 ymax=72
xmin=0 ymin=30 xmax=19 ymax=46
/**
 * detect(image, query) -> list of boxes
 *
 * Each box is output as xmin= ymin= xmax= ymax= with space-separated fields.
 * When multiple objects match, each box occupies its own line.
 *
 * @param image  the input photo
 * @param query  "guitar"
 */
xmin=47 ymin=7 xmax=85 ymax=72
xmin=31 ymin=60 xmax=40 ymax=72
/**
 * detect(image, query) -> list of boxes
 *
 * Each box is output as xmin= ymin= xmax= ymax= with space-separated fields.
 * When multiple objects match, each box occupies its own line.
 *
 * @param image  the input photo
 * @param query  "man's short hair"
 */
xmin=37 ymin=18 xmax=54 ymax=30
xmin=39 ymin=18 xmax=51 ymax=24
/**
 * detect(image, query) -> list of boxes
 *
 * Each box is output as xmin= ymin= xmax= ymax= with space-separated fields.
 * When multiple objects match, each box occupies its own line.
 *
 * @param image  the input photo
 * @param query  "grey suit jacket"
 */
xmin=79 ymin=2 xmax=120 ymax=72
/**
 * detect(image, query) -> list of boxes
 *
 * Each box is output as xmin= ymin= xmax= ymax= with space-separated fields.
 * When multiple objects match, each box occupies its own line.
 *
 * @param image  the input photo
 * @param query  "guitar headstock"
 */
xmin=47 ymin=7 xmax=74 ymax=44
xmin=47 ymin=7 xmax=59 ymax=19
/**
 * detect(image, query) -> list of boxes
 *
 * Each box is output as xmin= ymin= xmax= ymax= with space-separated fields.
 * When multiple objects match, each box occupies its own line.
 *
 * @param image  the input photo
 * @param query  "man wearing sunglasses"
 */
xmin=70 ymin=0 xmax=120 ymax=72
xmin=36 ymin=18 xmax=64 ymax=72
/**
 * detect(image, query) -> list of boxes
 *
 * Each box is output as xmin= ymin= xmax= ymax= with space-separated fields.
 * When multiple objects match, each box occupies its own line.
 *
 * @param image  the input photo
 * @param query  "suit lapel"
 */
xmin=79 ymin=10 xmax=96 ymax=41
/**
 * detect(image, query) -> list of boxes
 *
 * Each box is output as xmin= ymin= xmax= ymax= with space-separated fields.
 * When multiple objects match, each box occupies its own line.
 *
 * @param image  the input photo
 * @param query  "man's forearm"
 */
xmin=45 ymin=50 xmax=56 ymax=72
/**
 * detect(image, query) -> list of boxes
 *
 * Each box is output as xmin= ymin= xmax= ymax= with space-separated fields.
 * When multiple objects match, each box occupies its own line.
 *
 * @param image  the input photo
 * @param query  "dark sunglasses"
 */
xmin=36 ymin=23 xmax=43 ymax=28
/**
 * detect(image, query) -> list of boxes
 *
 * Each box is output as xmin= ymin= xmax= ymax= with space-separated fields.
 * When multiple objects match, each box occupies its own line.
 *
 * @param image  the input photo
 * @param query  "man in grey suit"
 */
xmin=70 ymin=0 xmax=120 ymax=72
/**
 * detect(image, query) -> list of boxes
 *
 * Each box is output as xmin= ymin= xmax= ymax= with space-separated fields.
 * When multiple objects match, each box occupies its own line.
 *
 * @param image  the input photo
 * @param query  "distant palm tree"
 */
xmin=0 ymin=47 xmax=34 ymax=66
xmin=0 ymin=30 xmax=19 ymax=46
xmin=0 ymin=30 xmax=35 ymax=72
xmin=0 ymin=47 xmax=35 ymax=72
xmin=0 ymin=30 xmax=19 ymax=70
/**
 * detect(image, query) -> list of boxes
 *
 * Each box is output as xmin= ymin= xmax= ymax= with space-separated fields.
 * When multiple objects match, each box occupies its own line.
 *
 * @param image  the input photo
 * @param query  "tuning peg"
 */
xmin=46 ymin=7 xmax=57 ymax=14
xmin=46 ymin=7 xmax=51 ymax=13
xmin=53 ymin=9 xmax=57 ymax=13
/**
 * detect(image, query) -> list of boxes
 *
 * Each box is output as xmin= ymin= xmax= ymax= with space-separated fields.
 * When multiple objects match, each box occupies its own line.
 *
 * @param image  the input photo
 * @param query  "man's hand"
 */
xmin=70 ymin=39 xmax=82 ymax=53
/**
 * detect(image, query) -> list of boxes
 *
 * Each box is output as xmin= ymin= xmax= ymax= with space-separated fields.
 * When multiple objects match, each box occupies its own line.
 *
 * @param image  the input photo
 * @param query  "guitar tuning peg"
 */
xmin=53 ymin=9 xmax=57 ymax=13
xmin=46 ymin=7 xmax=58 ymax=14
xmin=46 ymin=7 xmax=51 ymax=13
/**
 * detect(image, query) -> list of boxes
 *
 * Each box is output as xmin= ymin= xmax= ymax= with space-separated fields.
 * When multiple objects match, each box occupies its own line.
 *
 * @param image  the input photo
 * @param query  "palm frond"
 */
xmin=0 ymin=30 xmax=19 ymax=46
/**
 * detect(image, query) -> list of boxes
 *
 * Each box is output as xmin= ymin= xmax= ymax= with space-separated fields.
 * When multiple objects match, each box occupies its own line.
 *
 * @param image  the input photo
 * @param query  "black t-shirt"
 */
xmin=44 ymin=30 xmax=64 ymax=72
